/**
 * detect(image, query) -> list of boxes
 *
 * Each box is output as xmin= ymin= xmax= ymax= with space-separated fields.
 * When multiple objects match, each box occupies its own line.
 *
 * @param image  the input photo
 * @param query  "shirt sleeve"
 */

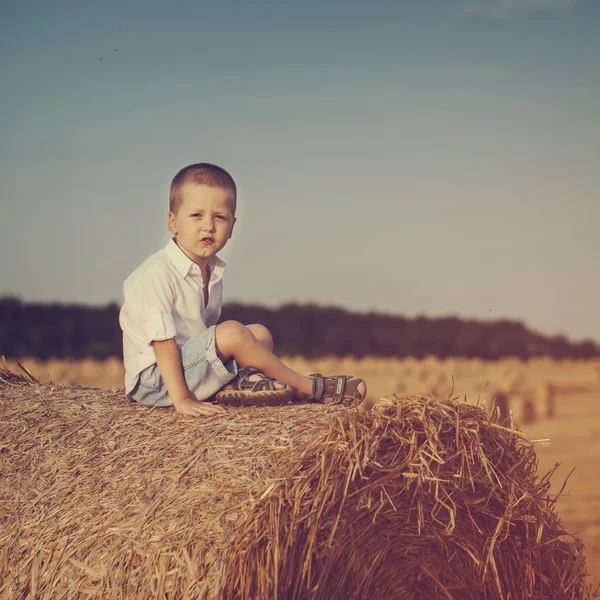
xmin=134 ymin=270 xmax=177 ymax=345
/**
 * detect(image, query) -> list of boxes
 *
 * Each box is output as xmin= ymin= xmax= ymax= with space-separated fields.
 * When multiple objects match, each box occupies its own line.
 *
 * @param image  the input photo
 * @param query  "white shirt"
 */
xmin=119 ymin=239 xmax=226 ymax=393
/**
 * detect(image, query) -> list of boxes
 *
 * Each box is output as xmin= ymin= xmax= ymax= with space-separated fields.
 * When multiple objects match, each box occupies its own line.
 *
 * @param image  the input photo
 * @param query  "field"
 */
xmin=5 ymin=355 xmax=600 ymax=589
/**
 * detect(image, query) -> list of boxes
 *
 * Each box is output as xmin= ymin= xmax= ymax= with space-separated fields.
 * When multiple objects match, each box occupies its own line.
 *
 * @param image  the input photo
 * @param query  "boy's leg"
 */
xmin=215 ymin=321 xmax=368 ymax=407
xmin=216 ymin=321 xmax=313 ymax=396
xmin=219 ymin=323 xmax=287 ymax=391
xmin=246 ymin=324 xmax=274 ymax=352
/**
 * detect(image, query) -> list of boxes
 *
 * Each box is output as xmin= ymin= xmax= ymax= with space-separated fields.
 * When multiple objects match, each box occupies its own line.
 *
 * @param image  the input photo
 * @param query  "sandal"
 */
xmin=299 ymin=373 xmax=367 ymax=408
xmin=215 ymin=367 xmax=294 ymax=407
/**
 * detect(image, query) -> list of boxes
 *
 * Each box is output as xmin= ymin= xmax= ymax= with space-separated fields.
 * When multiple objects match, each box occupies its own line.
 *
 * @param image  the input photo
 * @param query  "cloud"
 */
xmin=458 ymin=0 xmax=577 ymax=19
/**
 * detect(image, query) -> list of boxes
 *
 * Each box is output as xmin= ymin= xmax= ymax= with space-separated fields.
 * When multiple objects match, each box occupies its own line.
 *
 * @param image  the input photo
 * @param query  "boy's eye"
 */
xmin=216 ymin=215 xmax=227 ymax=220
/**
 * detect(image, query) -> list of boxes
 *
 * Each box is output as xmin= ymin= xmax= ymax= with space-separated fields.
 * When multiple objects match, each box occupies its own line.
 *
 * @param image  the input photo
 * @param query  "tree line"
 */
xmin=1 ymin=297 xmax=598 ymax=360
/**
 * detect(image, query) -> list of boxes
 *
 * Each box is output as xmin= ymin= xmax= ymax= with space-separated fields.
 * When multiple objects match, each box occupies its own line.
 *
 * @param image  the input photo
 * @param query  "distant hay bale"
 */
xmin=521 ymin=395 xmax=537 ymax=425
xmin=402 ymin=363 xmax=414 ymax=377
xmin=488 ymin=389 xmax=512 ymax=427
xmin=546 ymin=383 xmax=557 ymax=419
xmin=418 ymin=368 xmax=430 ymax=382
xmin=393 ymin=377 xmax=406 ymax=394
xmin=0 ymin=371 xmax=594 ymax=599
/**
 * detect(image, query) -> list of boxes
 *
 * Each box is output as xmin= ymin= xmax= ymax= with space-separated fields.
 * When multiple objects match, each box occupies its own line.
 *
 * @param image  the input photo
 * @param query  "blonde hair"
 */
xmin=169 ymin=163 xmax=237 ymax=215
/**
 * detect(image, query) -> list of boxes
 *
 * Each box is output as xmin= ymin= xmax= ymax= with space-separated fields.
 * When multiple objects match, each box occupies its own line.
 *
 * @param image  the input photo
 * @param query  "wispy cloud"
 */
xmin=459 ymin=0 xmax=577 ymax=19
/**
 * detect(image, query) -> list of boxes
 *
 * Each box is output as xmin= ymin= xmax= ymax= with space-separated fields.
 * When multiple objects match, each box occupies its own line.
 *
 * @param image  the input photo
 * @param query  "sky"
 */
xmin=1 ymin=0 xmax=599 ymax=343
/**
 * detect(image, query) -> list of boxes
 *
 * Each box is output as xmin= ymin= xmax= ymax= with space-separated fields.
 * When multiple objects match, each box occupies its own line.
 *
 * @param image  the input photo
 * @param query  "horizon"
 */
xmin=1 ymin=0 xmax=599 ymax=343
xmin=2 ymin=294 xmax=598 ymax=347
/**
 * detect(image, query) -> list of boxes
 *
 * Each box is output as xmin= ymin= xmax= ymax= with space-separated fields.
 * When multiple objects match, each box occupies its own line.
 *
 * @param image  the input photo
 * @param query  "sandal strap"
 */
xmin=310 ymin=375 xmax=353 ymax=407
xmin=329 ymin=376 xmax=348 ymax=405
xmin=233 ymin=367 xmax=284 ymax=393
xmin=311 ymin=376 xmax=326 ymax=402
xmin=237 ymin=366 xmax=261 ymax=379
xmin=235 ymin=367 xmax=261 ymax=391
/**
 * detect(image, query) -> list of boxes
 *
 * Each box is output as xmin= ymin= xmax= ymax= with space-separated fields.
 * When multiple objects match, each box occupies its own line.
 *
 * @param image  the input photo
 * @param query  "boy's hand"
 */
xmin=173 ymin=397 xmax=226 ymax=418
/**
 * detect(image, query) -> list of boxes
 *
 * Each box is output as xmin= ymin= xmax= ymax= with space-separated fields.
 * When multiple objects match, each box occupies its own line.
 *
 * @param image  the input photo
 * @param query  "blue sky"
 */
xmin=1 ymin=0 xmax=599 ymax=342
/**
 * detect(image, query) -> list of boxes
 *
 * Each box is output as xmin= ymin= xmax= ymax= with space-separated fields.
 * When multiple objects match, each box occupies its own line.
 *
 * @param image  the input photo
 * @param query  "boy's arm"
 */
xmin=152 ymin=339 xmax=225 ymax=417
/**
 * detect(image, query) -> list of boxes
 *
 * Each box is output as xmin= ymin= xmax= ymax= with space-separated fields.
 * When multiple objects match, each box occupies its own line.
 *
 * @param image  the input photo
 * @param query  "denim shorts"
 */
xmin=127 ymin=325 xmax=238 ymax=407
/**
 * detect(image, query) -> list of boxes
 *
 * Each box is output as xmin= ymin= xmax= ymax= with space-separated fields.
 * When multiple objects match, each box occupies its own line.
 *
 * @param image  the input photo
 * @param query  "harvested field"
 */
xmin=7 ymin=356 xmax=600 ymax=417
xmin=1 ymin=365 xmax=598 ymax=599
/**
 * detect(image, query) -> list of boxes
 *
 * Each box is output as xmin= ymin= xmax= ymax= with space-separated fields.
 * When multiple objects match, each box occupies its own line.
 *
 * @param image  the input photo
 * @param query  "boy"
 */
xmin=119 ymin=163 xmax=367 ymax=417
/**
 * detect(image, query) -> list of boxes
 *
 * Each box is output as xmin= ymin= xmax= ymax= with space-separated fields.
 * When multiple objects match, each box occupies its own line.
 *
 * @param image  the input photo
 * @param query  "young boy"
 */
xmin=119 ymin=163 xmax=367 ymax=417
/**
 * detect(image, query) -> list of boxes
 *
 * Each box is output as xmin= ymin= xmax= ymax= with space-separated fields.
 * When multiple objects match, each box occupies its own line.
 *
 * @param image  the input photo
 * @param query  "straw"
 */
xmin=0 ymin=370 xmax=595 ymax=599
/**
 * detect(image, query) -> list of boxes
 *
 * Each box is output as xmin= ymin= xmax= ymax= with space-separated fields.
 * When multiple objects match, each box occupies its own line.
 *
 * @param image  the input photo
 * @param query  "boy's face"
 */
xmin=168 ymin=184 xmax=236 ymax=265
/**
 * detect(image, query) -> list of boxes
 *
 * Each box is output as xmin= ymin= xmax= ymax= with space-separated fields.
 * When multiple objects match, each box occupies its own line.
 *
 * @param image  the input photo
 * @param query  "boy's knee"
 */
xmin=247 ymin=323 xmax=274 ymax=351
xmin=215 ymin=320 xmax=253 ymax=356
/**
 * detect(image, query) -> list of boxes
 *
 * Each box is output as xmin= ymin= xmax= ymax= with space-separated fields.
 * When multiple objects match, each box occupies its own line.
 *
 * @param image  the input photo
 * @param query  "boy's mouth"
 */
xmin=200 ymin=237 xmax=214 ymax=244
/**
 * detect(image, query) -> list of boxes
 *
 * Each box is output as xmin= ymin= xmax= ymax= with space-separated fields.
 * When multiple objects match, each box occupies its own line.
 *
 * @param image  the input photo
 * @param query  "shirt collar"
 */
xmin=165 ymin=238 xmax=226 ymax=280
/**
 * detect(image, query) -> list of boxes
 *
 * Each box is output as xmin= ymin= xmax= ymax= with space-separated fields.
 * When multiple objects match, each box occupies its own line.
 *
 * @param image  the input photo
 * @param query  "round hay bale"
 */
xmin=488 ymin=388 xmax=512 ymax=428
xmin=546 ymin=383 xmax=557 ymax=419
xmin=521 ymin=394 xmax=538 ymax=425
xmin=220 ymin=398 xmax=594 ymax=600
xmin=0 ymin=371 xmax=594 ymax=599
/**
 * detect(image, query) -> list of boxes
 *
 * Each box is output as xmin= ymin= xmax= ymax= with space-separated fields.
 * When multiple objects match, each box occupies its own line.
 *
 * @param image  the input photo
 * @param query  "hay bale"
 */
xmin=488 ymin=389 xmax=512 ymax=427
xmin=0 ymin=371 xmax=594 ymax=599
xmin=546 ymin=383 xmax=557 ymax=419
xmin=521 ymin=394 xmax=538 ymax=425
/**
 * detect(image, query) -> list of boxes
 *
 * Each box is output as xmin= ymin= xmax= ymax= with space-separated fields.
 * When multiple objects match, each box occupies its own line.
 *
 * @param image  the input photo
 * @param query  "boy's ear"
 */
xmin=168 ymin=212 xmax=177 ymax=235
xmin=228 ymin=216 xmax=237 ymax=239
